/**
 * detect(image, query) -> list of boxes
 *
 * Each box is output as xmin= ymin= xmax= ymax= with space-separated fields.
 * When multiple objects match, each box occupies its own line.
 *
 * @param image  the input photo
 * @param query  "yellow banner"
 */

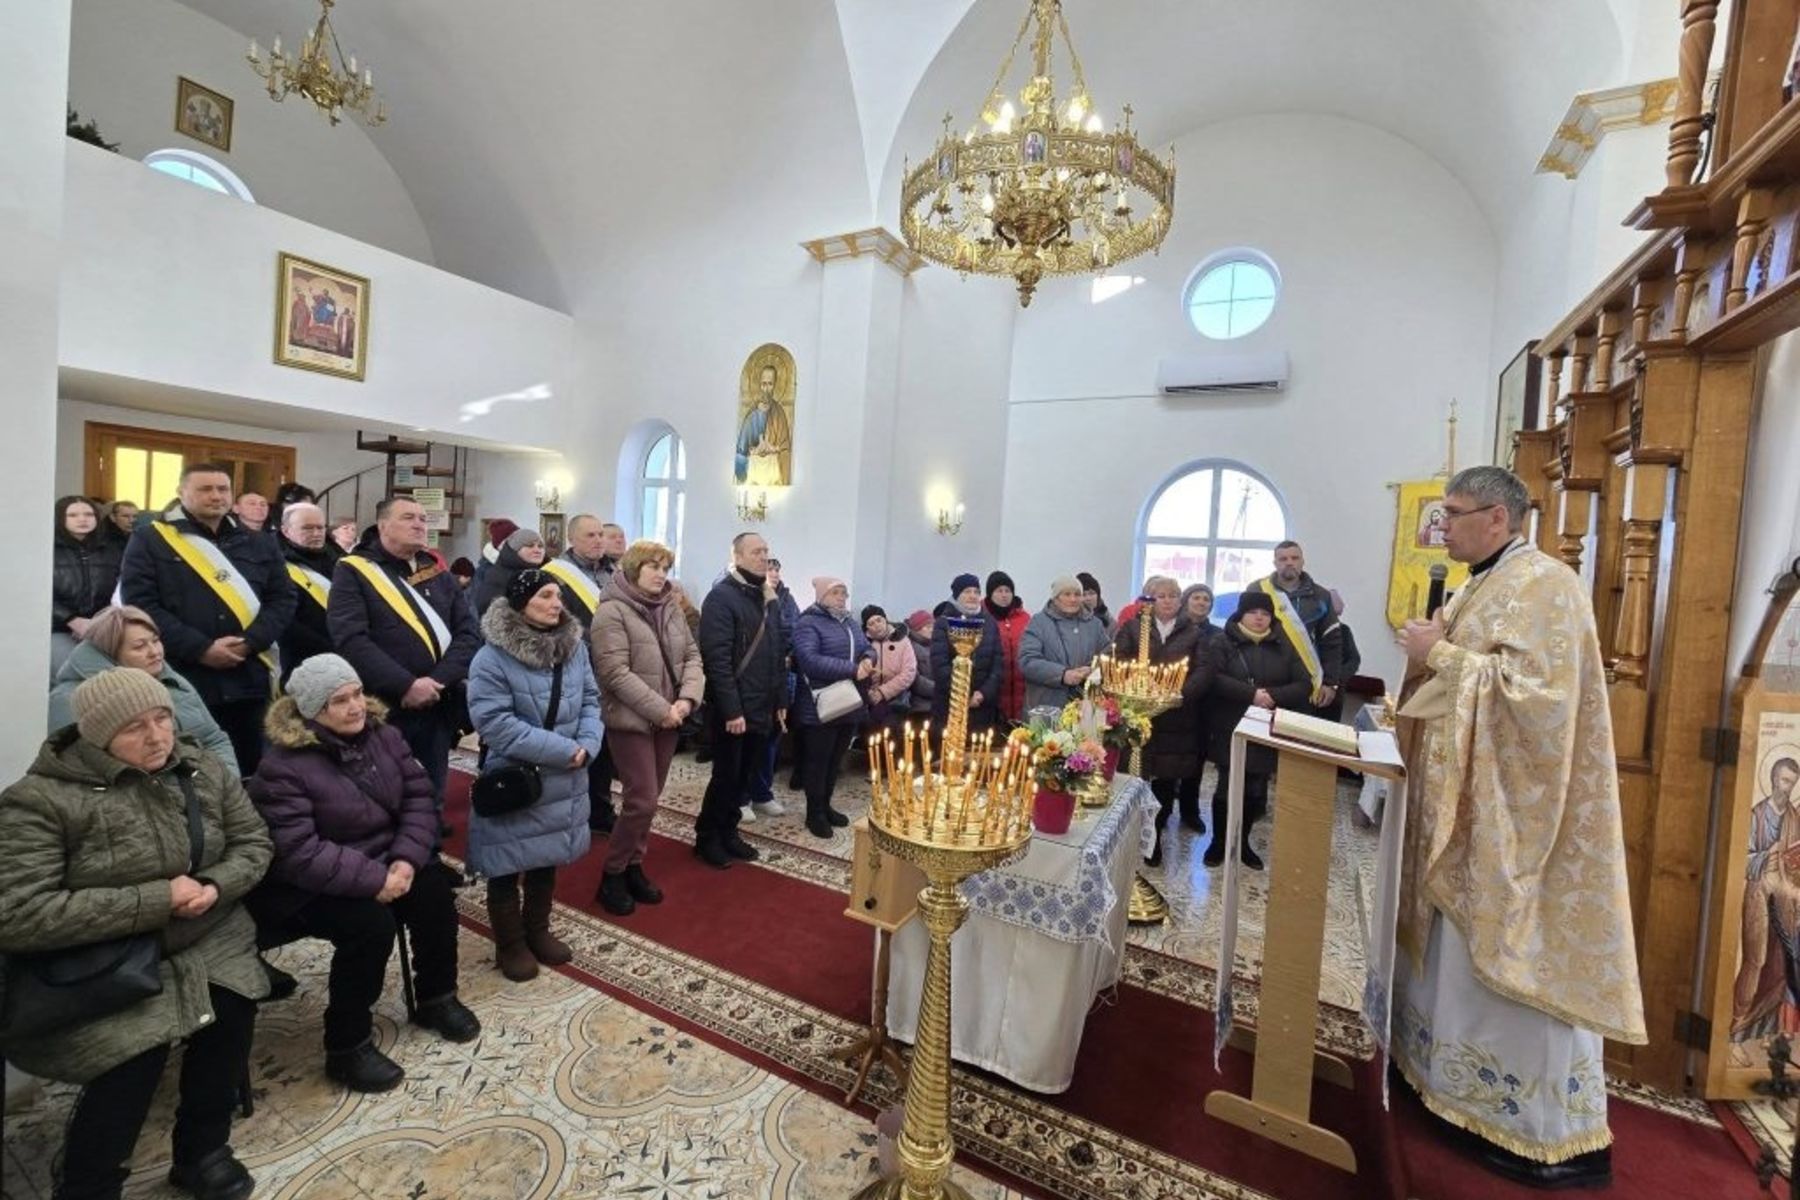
xmin=1386 ymin=480 xmax=1469 ymax=631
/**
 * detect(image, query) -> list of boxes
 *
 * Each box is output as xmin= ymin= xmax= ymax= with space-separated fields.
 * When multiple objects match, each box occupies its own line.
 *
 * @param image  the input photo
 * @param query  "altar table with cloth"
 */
xmin=886 ymin=775 xmax=1158 ymax=1094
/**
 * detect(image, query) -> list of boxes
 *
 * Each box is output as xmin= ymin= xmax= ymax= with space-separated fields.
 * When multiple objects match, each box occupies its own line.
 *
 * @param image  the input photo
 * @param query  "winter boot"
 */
xmin=485 ymin=877 xmax=538 ymax=981
xmin=597 ymin=871 xmax=636 ymax=917
xmin=522 ymin=868 xmax=573 ymax=965
xmin=624 ymin=863 xmax=664 ymax=905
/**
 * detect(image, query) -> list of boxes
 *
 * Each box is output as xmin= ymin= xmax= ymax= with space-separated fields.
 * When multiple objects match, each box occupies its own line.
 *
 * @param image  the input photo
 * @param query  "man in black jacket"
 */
xmin=328 ymin=496 xmax=481 ymax=811
xmin=1253 ymin=540 xmax=1346 ymax=719
xmin=275 ymin=502 xmax=340 ymax=684
xmin=694 ymin=532 xmax=787 ymax=868
xmin=119 ymin=462 xmax=296 ymax=773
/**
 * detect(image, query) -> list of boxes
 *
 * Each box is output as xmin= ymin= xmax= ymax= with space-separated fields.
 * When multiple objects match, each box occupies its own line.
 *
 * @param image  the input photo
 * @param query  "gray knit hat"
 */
xmin=286 ymin=653 xmax=362 ymax=720
xmin=70 ymin=668 xmax=172 ymax=748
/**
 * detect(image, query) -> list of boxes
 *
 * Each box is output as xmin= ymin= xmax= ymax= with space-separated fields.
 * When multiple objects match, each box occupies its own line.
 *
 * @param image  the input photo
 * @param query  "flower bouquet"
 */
xmin=1062 ymin=694 xmax=1145 ymax=780
xmin=1026 ymin=727 xmax=1103 ymax=833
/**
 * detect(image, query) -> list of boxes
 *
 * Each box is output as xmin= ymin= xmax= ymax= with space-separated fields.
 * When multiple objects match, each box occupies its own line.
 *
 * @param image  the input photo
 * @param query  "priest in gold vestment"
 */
xmin=1395 ymin=466 xmax=1646 ymax=1190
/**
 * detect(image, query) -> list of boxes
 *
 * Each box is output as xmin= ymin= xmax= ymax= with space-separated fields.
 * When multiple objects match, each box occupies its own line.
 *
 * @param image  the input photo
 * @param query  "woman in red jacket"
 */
xmin=983 ymin=571 xmax=1031 ymax=725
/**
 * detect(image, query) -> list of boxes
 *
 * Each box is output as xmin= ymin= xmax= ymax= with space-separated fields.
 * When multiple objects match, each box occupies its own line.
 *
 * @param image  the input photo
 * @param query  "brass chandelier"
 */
xmin=246 ymin=0 xmax=387 ymax=128
xmin=900 ymin=0 xmax=1174 ymax=307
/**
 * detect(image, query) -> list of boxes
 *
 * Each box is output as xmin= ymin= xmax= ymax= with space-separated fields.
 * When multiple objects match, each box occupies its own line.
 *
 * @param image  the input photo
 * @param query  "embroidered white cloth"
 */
xmin=886 ymin=776 xmax=1154 ymax=1093
xmin=1392 ymin=914 xmax=1610 ymax=1163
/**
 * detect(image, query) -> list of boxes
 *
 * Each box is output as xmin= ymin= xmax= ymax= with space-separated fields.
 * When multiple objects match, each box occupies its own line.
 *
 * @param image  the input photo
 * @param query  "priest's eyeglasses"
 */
xmin=1440 ymin=503 xmax=1499 ymax=521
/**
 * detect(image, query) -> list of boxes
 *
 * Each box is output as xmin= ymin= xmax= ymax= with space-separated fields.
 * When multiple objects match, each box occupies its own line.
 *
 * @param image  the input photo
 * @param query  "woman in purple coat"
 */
xmin=246 ymin=654 xmax=480 ymax=1095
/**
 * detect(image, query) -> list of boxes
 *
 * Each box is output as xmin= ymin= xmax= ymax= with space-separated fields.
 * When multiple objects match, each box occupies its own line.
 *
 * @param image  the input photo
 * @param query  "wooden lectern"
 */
xmin=835 ymin=817 xmax=926 ymax=1104
xmin=1204 ymin=708 xmax=1406 ymax=1174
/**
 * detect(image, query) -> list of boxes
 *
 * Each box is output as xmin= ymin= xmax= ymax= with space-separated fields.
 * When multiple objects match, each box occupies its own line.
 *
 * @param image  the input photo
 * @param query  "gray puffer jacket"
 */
xmin=466 ymin=605 xmax=602 ymax=876
xmin=1017 ymin=604 xmax=1112 ymax=714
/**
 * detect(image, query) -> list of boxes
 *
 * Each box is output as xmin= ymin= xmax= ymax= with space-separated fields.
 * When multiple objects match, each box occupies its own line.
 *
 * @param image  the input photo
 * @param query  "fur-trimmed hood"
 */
xmin=480 ymin=601 xmax=584 ymax=669
xmin=263 ymin=692 xmax=391 ymax=750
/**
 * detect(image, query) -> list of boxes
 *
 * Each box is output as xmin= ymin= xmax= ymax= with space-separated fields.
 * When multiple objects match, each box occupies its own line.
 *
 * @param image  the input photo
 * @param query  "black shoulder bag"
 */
xmin=0 ymin=770 xmax=206 ymax=1040
xmin=472 ymin=660 xmax=564 ymax=818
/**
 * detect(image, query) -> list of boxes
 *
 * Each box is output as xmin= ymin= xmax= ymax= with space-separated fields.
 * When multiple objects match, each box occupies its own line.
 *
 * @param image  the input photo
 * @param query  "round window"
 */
xmin=1185 ymin=254 xmax=1279 ymax=339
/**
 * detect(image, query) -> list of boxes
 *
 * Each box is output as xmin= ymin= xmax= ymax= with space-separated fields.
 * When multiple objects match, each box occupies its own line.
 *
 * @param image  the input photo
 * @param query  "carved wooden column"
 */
xmin=1671 ymin=238 xmax=1710 ymax=339
xmin=1558 ymin=489 xmax=1594 ymax=572
xmin=1545 ymin=351 xmax=1567 ymax=418
xmin=1514 ymin=429 xmax=1558 ymax=550
xmin=1569 ymin=335 xmax=1595 ymax=397
xmin=1594 ymin=310 xmax=1624 ymax=391
xmin=1726 ymin=188 xmax=1773 ymax=312
xmin=1667 ymin=1 xmax=1719 ymax=188
xmin=1611 ymin=468 xmax=1669 ymax=692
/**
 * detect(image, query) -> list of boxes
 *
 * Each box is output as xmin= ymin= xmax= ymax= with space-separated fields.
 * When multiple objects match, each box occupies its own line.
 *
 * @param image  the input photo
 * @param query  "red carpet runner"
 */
xmin=442 ymin=773 xmax=1754 ymax=1200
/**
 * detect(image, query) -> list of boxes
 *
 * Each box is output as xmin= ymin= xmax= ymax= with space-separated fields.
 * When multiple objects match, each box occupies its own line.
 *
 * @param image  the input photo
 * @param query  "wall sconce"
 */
xmin=936 ymin=501 xmax=966 ymax=537
xmin=533 ymin=479 xmax=562 ymax=513
xmin=736 ymin=487 xmax=769 ymax=522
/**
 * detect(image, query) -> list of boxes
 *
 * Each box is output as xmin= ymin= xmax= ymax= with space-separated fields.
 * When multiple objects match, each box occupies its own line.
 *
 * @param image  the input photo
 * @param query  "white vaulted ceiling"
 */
xmin=173 ymin=0 xmax=1629 ymax=311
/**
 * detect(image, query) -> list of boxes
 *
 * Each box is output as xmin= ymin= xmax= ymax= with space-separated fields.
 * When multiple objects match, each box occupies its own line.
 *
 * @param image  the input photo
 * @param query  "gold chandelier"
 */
xmin=900 ymin=0 xmax=1174 ymax=307
xmin=246 ymin=0 xmax=387 ymax=128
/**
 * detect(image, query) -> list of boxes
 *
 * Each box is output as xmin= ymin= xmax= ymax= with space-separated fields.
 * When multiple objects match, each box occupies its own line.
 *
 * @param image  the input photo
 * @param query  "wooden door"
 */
xmin=85 ymin=422 xmax=296 ymax=510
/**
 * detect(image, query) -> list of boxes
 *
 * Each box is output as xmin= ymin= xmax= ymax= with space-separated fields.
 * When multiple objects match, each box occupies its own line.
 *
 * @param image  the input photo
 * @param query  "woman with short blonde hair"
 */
xmin=590 ymin=540 xmax=704 ymax=914
xmin=48 ymin=605 xmax=241 ymax=775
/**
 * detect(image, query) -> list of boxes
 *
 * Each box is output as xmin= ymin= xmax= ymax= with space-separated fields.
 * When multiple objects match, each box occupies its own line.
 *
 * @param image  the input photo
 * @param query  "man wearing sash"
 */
xmin=119 ymin=462 xmax=296 ymax=774
xmin=329 ymin=496 xmax=480 ymax=814
xmin=1251 ymin=540 xmax=1344 ymax=717
xmin=1395 ymin=466 xmax=1645 ymax=1188
xmin=543 ymin=515 xmax=621 ymax=833
xmin=277 ymin=502 xmax=340 ymax=684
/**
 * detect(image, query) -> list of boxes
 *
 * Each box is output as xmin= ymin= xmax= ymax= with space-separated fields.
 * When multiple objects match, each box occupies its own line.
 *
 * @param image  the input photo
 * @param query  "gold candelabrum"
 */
xmin=1099 ymin=604 xmax=1187 ymax=925
xmin=856 ymin=617 xmax=1032 ymax=1200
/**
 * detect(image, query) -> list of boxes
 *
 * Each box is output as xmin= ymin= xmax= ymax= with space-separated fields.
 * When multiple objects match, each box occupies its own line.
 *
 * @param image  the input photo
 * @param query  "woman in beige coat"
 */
xmin=590 ymin=540 xmax=704 ymax=915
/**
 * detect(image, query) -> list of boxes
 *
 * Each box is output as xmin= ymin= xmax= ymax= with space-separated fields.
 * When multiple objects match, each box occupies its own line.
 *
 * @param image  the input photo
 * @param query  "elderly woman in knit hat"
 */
xmin=472 ymin=526 xmax=547 ymax=618
xmin=245 ymin=654 xmax=479 ymax=1095
xmin=49 ymin=604 xmax=240 ymax=774
xmin=791 ymin=576 xmax=874 ymax=838
xmin=860 ymin=604 xmax=917 ymax=742
xmin=928 ymin=573 xmax=1004 ymax=735
xmin=1198 ymin=588 xmax=1312 ymax=869
xmin=1017 ymin=575 xmax=1111 ymax=713
xmin=0 ymin=668 xmax=272 ymax=1200
xmin=467 ymin=568 xmax=602 ymax=979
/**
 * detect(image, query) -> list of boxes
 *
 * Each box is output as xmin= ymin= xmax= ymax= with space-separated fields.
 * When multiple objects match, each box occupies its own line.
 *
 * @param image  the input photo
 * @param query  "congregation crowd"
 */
xmin=17 ymin=463 xmax=1362 ymax=1200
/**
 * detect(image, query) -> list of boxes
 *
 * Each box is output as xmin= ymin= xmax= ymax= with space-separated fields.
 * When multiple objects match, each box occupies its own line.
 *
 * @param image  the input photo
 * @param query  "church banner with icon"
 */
xmin=1385 ymin=480 xmax=1468 ymax=631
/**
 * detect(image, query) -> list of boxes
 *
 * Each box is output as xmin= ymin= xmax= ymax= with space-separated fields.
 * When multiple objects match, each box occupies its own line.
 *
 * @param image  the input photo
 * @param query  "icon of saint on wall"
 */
xmin=1732 ymin=742 xmax=1800 ymax=1060
xmin=735 ymin=343 xmax=795 ymax=488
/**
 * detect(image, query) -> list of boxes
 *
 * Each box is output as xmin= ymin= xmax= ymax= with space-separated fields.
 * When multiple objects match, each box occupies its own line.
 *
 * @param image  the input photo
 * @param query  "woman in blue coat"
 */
xmin=467 ymin=570 xmax=602 ymax=981
xmin=791 ymin=576 xmax=873 ymax=839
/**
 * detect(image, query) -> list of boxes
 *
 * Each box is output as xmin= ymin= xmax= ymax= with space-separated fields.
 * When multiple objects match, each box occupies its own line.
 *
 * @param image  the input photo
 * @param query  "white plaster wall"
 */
xmin=1488 ymin=122 xmax=1666 ymax=380
xmin=59 ymin=142 xmax=578 ymax=452
xmin=67 ymin=0 xmax=433 ymax=264
xmin=1 ymin=0 xmax=71 ymax=780
xmin=999 ymin=113 xmax=1499 ymax=690
xmin=1734 ymin=334 xmax=1800 ymax=669
xmin=879 ymin=267 xmax=1017 ymax=618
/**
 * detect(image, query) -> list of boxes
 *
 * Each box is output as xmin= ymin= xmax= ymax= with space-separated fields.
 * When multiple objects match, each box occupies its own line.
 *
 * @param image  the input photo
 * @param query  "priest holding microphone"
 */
xmin=1393 ymin=466 xmax=1644 ymax=1189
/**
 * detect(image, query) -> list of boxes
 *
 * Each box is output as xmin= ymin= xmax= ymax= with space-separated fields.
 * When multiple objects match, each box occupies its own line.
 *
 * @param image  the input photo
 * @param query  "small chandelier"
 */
xmin=246 ymin=0 xmax=387 ymax=128
xmin=900 ymin=0 xmax=1174 ymax=307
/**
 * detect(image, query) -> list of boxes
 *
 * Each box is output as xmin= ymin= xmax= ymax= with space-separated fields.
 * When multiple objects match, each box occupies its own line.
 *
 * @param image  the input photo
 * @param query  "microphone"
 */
xmin=1425 ymin=563 xmax=1448 ymax=619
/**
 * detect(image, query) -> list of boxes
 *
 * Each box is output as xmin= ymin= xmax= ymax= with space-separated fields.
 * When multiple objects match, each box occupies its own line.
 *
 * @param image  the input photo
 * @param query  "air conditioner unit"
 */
xmin=1156 ymin=351 xmax=1290 ymax=395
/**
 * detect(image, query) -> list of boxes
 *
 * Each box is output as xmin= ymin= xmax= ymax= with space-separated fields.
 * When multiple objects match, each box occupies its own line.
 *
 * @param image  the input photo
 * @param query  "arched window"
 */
xmin=143 ymin=149 xmax=254 ymax=202
xmin=622 ymin=423 xmax=686 ymax=567
xmin=1134 ymin=460 xmax=1289 ymax=600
